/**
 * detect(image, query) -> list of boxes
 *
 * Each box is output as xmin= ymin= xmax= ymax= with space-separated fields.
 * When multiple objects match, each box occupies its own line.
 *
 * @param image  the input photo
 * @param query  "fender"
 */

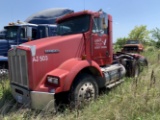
xmin=46 ymin=58 xmax=103 ymax=93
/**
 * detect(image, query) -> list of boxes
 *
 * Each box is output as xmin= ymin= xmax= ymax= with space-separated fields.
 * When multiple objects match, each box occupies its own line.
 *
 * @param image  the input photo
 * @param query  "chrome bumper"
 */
xmin=31 ymin=91 xmax=55 ymax=111
xmin=10 ymin=84 xmax=55 ymax=111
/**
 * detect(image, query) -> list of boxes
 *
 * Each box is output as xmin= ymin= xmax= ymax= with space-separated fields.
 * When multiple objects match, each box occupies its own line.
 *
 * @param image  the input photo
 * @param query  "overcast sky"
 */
xmin=0 ymin=0 xmax=160 ymax=42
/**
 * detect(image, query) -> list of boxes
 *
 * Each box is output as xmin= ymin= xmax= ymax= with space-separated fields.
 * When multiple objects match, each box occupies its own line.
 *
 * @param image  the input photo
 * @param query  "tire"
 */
xmin=126 ymin=60 xmax=140 ymax=77
xmin=70 ymin=73 xmax=98 ymax=109
xmin=132 ymin=60 xmax=140 ymax=78
xmin=138 ymin=58 xmax=148 ymax=66
xmin=138 ymin=57 xmax=148 ymax=72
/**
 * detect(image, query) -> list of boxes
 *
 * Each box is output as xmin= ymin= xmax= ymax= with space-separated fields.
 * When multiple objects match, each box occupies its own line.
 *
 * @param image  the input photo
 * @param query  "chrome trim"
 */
xmin=8 ymin=49 xmax=29 ymax=88
xmin=11 ymin=84 xmax=55 ymax=111
xmin=31 ymin=91 xmax=55 ymax=111
xmin=19 ymin=45 xmax=36 ymax=56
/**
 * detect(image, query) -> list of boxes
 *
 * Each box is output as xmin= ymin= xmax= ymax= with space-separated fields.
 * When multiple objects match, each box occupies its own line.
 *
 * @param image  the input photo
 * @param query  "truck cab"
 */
xmin=121 ymin=40 xmax=144 ymax=53
xmin=2 ymin=22 xmax=37 ymax=55
xmin=8 ymin=10 xmax=146 ymax=110
xmin=0 ymin=22 xmax=38 ymax=72
xmin=0 ymin=22 xmax=57 ymax=73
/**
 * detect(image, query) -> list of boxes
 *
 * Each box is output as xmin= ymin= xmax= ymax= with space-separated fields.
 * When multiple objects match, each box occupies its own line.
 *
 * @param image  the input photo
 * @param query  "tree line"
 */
xmin=115 ymin=25 xmax=160 ymax=49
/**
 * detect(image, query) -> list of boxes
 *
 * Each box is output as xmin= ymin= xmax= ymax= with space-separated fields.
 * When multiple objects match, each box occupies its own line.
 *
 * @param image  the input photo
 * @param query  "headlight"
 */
xmin=47 ymin=76 xmax=59 ymax=85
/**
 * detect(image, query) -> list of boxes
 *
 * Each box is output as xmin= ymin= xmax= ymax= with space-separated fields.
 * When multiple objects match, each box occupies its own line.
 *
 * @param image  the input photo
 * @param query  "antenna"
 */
xmin=84 ymin=0 xmax=85 ymax=10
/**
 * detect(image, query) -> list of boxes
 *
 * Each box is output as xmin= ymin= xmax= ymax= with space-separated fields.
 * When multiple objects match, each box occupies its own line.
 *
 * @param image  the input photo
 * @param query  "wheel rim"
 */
xmin=77 ymin=82 xmax=95 ymax=103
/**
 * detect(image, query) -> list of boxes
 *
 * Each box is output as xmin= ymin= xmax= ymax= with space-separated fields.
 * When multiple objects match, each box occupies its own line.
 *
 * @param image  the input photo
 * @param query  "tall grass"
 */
xmin=0 ymin=50 xmax=160 ymax=120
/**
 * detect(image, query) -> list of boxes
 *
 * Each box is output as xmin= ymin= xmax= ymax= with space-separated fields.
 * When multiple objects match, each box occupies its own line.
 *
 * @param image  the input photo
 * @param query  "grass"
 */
xmin=0 ymin=50 xmax=160 ymax=120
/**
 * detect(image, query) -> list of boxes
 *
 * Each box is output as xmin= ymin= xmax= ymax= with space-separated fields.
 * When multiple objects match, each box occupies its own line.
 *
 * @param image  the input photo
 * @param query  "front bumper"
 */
xmin=10 ymin=84 xmax=55 ymax=111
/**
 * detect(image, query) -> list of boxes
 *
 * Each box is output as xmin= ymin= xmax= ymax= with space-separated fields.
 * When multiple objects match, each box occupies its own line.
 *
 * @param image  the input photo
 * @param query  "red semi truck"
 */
xmin=8 ymin=10 xmax=146 ymax=110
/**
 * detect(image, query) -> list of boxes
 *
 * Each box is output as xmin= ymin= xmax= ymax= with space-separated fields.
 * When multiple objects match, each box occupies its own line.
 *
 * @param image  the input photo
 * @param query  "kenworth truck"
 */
xmin=8 ymin=10 xmax=147 ymax=110
xmin=0 ymin=8 xmax=73 ymax=75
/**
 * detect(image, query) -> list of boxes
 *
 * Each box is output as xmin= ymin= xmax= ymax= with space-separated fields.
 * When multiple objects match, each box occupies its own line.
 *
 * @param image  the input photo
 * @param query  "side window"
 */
xmin=103 ymin=15 xmax=108 ymax=34
xmin=92 ymin=14 xmax=108 ymax=35
xmin=20 ymin=27 xmax=27 ymax=39
xmin=32 ymin=28 xmax=37 ymax=40
xmin=92 ymin=17 xmax=103 ymax=33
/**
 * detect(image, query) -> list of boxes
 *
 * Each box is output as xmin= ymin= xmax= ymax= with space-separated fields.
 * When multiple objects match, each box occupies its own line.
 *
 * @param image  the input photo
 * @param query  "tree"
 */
xmin=150 ymin=27 xmax=160 ymax=41
xmin=115 ymin=37 xmax=128 ymax=47
xmin=150 ymin=27 xmax=160 ymax=48
xmin=128 ymin=25 xmax=150 ymax=44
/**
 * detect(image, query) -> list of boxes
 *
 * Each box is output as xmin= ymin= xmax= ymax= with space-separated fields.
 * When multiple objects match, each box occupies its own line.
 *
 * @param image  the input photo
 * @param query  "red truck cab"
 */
xmin=8 ymin=10 xmax=144 ymax=110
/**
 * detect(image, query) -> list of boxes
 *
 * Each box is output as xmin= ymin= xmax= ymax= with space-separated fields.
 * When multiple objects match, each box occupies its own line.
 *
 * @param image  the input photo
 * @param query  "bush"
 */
xmin=156 ymin=41 xmax=160 ymax=48
xmin=145 ymin=46 xmax=156 ymax=52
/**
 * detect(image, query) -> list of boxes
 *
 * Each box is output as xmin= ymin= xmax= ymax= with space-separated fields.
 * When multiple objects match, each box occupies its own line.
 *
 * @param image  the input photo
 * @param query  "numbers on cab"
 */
xmin=33 ymin=55 xmax=48 ymax=62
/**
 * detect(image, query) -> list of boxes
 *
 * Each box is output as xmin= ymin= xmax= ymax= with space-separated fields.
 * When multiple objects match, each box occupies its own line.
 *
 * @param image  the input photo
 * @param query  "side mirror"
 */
xmin=27 ymin=27 xmax=32 ymax=41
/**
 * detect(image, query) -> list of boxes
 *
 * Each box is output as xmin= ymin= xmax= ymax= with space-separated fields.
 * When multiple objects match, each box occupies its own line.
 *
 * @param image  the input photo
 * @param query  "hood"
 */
xmin=21 ymin=34 xmax=85 ymax=89
xmin=23 ymin=34 xmax=84 ymax=50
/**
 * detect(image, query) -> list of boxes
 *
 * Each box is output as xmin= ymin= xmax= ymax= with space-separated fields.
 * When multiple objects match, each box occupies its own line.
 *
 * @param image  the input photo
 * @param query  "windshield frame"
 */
xmin=57 ymin=14 xmax=91 ymax=36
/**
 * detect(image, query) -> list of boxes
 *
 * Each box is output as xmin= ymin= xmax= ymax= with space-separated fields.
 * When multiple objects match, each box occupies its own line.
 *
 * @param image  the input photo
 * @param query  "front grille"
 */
xmin=8 ymin=49 xmax=29 ymax=88
xmin=124 ymin=46 xmax=138 ymax=52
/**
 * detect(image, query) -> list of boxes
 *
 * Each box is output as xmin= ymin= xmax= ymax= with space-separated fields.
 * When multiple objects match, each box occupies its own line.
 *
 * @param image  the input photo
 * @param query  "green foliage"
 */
xmin=145 ymin=39 xmax=156 ymax=46
xmin=156 ymin=41 xmax=160 ymax=48
xmin=150 ymin=27 xmax=160 ymax=41
xmin=145 ymin=46 xmax=156 ymax=52
xmin=115 ymin=25 xmax=151 ymax=48
xmin=115 ymin=37 xmax=128 ymax=48
xmin=150 ymin=27 xmax=160 ymax=48
xmin=128 ymin=25 xmax=150 ymax=44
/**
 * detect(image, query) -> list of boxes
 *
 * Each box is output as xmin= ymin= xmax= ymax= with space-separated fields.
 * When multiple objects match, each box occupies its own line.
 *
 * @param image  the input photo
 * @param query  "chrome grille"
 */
xmin=8 ymin=49 xmax=29 ymax=88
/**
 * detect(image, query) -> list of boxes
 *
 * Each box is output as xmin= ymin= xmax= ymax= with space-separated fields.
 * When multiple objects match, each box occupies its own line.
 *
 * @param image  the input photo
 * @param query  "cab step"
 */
xmin=106 ymin=79 xmax=124 ymax=89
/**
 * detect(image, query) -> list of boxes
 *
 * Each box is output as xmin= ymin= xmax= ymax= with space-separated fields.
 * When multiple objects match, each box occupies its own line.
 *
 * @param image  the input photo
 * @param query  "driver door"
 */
xmin=91 ymin=16 xmax=109 ymax=66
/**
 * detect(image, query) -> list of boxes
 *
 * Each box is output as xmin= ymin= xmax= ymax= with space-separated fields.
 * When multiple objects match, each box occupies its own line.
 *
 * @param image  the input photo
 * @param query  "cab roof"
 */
xmin=57 ymin=10 xmax=108 ymax=23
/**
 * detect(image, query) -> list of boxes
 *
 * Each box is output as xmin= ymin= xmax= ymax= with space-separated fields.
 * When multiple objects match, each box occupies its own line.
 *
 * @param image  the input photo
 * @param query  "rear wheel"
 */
xmin=126 ymin=60 xmax=140 ymax=77
xmin=132 ymin=60 xmax=140 ymax=78
xmin=70 ymin=73 xmax=98 ymax=109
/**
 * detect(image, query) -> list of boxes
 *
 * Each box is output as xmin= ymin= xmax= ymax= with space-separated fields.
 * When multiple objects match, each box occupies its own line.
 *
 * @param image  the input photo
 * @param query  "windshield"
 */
xmin=57 ymin=15 xmax=90 ymax=35
xmin=126 ymin=40 xmax=139 ymax=44
xmin=5 ymin=26 xmax=19 ymax=39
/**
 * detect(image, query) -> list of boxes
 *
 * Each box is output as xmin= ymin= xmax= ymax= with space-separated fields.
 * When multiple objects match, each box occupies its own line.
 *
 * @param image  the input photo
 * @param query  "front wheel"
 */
xmin=70 ymin=73 xmax=99 ymax=109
